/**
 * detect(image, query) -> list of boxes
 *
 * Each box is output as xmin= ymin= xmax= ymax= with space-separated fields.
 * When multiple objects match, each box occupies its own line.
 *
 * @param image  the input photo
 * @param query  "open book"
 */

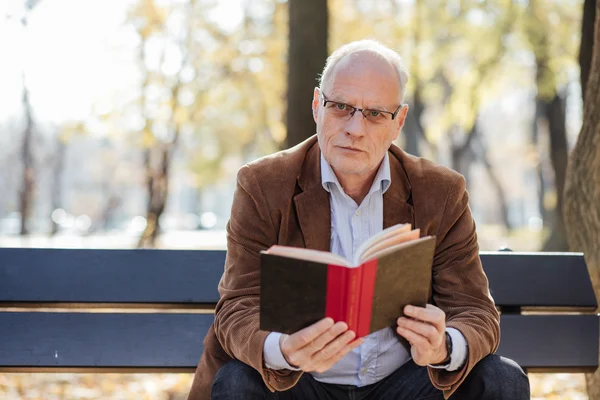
xmin=259 ymin=224 xmax=436 ymax=338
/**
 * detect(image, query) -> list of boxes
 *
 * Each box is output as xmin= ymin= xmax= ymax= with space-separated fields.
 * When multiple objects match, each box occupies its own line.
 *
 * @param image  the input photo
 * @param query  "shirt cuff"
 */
xmin=428 ymin=328 xmax=468 ymax=372
xmin=263 ymin=332 xmax=302 ymax=371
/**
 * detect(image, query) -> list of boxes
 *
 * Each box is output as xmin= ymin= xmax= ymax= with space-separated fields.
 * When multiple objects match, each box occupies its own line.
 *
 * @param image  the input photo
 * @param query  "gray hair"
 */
xmin=318 ymin=39 xmax=410 ymax=102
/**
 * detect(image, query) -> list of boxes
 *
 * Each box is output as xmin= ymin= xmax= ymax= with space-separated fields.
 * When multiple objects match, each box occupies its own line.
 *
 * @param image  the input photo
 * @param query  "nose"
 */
xmin=344 ymin=109 xmax=366 ymax=137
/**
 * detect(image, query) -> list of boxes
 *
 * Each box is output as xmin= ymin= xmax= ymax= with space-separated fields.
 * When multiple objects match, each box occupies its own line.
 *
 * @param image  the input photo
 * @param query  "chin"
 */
xmin=331 ymin=161 xmax=367 ymax=176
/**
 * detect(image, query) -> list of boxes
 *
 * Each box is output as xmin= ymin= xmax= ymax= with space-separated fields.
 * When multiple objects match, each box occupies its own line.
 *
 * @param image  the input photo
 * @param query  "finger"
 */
xmin=289 ymin=322 xmax=348 ymax=366
xmin=313 ymin=337 xmax=363 ymax=373
xmin=403 ymin=305 xmax=445 ymax=331
xmin=396 ymin=317 xmax=439 ymax=343
xmin=301 ymin=322 xmax=348 ymax=355
xmin=310 ymin=330 xmax=356 ymax=366
xmin=396 ymin=326 xmax=430 ymax=348
xmin=285 ymin=318 xmax=335 ymax=351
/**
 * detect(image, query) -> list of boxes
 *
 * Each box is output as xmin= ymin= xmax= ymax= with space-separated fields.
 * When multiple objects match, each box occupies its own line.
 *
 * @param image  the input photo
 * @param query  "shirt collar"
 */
xmin=320 ymin=151 xmax=391 ymax=196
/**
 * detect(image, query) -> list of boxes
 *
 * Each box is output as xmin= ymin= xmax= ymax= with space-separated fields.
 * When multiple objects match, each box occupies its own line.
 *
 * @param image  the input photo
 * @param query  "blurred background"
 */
xmin=0 ymin=0 xmax=596 ymax=398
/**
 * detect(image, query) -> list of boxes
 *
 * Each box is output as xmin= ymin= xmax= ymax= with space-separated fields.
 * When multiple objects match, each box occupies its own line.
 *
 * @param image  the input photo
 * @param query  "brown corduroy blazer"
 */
xmin=187 ymin=136 xmax=500 ymax=400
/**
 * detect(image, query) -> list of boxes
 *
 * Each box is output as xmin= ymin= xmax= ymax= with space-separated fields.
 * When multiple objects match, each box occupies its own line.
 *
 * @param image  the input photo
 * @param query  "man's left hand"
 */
xmin=396 ymin=304 xmax=448 ymax=366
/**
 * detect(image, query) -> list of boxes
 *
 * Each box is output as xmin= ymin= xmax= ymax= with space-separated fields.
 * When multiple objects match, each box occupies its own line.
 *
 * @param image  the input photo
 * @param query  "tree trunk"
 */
xmin=19 ymin=73 xmax=34 ymax=236
xmin=531 ymin=99 xmax=550 ymax=227
xmin=580 ymin=0 xmax=597 ymax=100
xmin=527 ymin=0 xmax=570 ymax=251
xmin=138 ymin=145 xmax=171 ymax=248
xmin=404 ymin=84 xmax=425 ymax=157
xmin=136 ymin=1 xmax=190 ymax=248
xmin=473 ymin=135 xmax=513 ymax=231
xmin=563 ymin=2 xmax=600 ymax=399
xmin=541 ymin=93 xmax=570 ymax=251
xmin=451 ymin=122 xmax=478 ymax=184
xmin=286 ymin=0 xmax=328 ymax=148
xmin=403 ymin=0 xmax=424 ymax=157
xmin=403 ymin=112 xmax=420 ymax=156
xmin=50 ymin=137 xmax=65 ymax=236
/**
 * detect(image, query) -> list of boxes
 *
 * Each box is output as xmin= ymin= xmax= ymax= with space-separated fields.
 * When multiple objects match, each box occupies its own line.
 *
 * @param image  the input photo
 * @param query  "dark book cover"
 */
xmin=259 ymin=236 xmax=436 ymax=337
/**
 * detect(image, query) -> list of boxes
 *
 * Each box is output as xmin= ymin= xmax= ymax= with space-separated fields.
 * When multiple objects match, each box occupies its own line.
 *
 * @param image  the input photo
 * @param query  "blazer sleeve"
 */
xmin=427 ymin=175 xmax=501 ymax=398
xmin=212 ymin=165 xmax=303 ymax=392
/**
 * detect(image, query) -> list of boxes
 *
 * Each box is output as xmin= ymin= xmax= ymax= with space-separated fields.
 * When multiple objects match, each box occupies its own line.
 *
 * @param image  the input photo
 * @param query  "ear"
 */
xmin=312 ymin=87 xmax=321 ymax=123
xmin=393 ymin=104 xmax=409 ymax=140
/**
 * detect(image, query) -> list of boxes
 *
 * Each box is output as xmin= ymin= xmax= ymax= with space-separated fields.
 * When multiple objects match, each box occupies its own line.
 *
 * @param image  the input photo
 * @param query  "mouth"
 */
xmin=338 ymin=146 xmax=363 ymax=152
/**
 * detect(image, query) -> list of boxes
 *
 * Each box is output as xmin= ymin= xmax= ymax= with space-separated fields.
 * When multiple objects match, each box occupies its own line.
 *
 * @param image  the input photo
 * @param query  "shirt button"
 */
xmin=355 ymin=210 xmax=361 ymax=216
xmin=361 ymin=367 xmax=367 ymax=375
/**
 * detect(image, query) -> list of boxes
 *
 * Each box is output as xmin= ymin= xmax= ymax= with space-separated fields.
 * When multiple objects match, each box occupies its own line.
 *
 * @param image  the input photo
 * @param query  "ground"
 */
xmin=0 ymin=372 xmax=589 ymax=399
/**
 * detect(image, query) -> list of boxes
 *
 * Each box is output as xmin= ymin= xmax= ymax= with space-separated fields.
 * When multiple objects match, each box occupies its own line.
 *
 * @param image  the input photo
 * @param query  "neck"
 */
xmin=336 ymin=168 xmax=379 ymax=205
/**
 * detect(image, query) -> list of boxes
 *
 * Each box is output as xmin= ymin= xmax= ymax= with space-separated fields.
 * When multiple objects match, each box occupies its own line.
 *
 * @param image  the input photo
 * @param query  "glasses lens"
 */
xmin=325 ymin=101 xmax=353 ymax=119
xmin=364 ymin=109 xmax=390 ymax=123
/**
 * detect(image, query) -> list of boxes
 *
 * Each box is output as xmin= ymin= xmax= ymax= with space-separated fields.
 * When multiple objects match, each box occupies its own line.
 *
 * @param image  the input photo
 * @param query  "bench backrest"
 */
xmin=0 ymin=249 xmax=597 ymax=373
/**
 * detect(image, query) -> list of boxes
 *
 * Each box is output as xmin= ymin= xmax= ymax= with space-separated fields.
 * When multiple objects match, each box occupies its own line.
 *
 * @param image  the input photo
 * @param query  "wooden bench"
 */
xmin=0 ymin=249 xmax=597 ymax=376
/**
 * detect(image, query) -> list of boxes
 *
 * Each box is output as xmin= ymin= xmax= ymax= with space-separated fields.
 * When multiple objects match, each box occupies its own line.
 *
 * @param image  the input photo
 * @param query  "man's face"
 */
xmin=312 ymin=51 xmax=408 ymax=183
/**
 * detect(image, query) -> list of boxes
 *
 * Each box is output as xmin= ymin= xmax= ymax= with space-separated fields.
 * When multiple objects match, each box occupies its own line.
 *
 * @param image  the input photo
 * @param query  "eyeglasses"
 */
xmin=321 ymin=94 xmax=405 ymax=124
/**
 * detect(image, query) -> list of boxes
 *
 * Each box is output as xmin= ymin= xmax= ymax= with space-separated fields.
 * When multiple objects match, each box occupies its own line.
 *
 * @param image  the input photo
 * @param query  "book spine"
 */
xmin=345 ymin=268 xmax=360 ymax=333
xmin=325 ymin=265 xmax=346 ymax=323
xmin=356 ymin=259 xmax=378 ymax=338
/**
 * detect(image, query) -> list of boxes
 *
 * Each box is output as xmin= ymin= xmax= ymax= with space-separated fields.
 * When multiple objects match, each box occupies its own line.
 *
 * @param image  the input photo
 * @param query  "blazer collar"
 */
xmin=384 ymin=143 xmax=414 ymax=229
xmin=294 ymin=140 xmax=331 ymax=251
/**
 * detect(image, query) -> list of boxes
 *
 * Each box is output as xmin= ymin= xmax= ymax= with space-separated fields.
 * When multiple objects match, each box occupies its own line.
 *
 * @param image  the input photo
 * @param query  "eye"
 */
xmin=335 ymin=103 xmax=347 ymax=111
xmin=368 ymin=110 xmax=381 ymax=118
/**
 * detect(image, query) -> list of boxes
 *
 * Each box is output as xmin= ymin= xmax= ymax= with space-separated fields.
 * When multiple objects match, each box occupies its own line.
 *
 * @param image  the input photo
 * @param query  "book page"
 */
xmin=360 ymin=234 xmax=433 ymax=263
xmin=357 ymin=229 xmax=420 ymax=263
xmin=353 ymin=223 xmax=411 ymax=263
xmin=264 ymin=246 xmax=352 ymax=267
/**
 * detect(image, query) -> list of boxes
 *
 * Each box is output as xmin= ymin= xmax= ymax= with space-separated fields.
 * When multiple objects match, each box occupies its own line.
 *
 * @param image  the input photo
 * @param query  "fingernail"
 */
xmin=335 ymin=322 xmax=348 ymax=331
xmin=405 ymin=305 xmax=413 ymax=313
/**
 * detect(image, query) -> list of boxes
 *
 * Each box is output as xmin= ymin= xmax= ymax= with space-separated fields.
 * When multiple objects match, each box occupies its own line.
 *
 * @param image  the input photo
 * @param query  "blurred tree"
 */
xmin=390 ymin=0 xmax=516 ymax=229
xmin=565 ymin=2 xmax=600 ymax=399
xmin=18 ymin=68 xmax=34 ymax=236
xmin=286 ymin=0 xmax=328 ymax=148
xmin=50 ymin=133 xmax=66 ymax=236
xmin=47 ymin=123 xmax=85 ymax=236
xmin=18 ymin=0 xmax=43 ymax=235
xmin=402 ymin=0 xmax=426 ymax=157
xmin=127 ymin=0 xmax=285 ymax=246
xmin=523 ymin=0 xmax=575 ymax=251
xmin=132 ymin=0 xmax=193 ymax=248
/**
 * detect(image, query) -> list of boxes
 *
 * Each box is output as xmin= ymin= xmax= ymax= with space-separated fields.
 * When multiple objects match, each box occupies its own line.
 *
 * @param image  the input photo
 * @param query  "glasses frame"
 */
xmin=321 ymin=94 xmax=405 ymax=121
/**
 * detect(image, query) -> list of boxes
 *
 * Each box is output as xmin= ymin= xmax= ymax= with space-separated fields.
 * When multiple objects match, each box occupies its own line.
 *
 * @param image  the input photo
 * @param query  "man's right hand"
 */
xmin=279 ymin=318 xmax=363 ymax=373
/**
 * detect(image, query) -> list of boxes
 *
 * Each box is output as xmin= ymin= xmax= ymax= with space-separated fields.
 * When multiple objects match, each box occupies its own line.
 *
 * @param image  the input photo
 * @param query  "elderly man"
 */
xmin=187 ymin=40 xmax=530 ymax=400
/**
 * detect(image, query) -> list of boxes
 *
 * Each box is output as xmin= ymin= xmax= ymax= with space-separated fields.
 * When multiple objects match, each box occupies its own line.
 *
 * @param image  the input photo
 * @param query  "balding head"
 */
xmin=319 ymin=40 xmax=409 ymax=103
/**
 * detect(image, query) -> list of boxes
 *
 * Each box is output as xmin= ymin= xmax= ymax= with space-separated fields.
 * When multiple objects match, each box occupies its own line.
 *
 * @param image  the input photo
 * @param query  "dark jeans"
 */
xmin=211 ymin=355 xmax=530 ymax=400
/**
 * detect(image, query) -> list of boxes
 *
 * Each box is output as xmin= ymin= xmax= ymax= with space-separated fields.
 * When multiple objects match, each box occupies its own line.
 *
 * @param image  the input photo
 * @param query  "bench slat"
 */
xmin=1 ymin=249 xmax=597 ymax=310
xmin=497 ymin=314 xmax=599 ymax=371
xmin=0 ymin=248 xmax=224 ymax=304
xmin=0 ymin=312 xmax=597 ymax=372
xmin=0 ymin=312 xmax=211 ymax=370
xmin=481 ymin=252 xmax=597 ymax=309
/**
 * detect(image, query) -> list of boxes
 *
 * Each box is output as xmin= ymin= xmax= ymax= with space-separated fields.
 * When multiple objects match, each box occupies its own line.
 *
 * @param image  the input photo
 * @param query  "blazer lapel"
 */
xmin=294 ymin=189 xmax=331 ymax=251
xmin=294 ymin=142 xmax=331 ymax=251
xmin=383 ymin=147 xmax=414 ymax=229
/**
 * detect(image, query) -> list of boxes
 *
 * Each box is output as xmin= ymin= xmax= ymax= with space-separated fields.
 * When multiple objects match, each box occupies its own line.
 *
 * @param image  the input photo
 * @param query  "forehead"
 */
xmin=328 ymin=50 xmax=400 ymax=107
